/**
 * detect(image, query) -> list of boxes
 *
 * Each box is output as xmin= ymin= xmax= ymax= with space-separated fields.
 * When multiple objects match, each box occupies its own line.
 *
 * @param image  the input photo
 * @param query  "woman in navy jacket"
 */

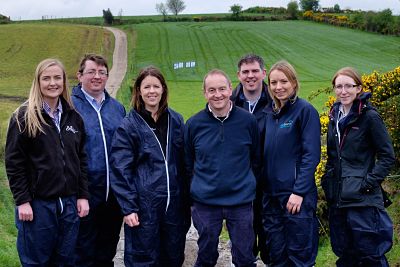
xmin=322 ymin=67 xmax=395 ymax=266
xmin=5 ymin=58 xmax=89 ymax=266
xmin=110 ymin=66 xmax=189 ymax=267
xmin=262 ymin=60 xmax=321 ymax=266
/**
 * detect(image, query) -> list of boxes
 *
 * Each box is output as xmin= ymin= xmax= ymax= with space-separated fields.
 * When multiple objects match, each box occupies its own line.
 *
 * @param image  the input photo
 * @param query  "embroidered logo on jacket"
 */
xmin=66 ymin=125 xmax=78 ymax=134
xmin=279 ymin=120 xmax=293 ymax=129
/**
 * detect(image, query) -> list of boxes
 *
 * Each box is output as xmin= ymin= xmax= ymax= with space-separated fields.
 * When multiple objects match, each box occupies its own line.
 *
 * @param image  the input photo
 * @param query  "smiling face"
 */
xmin=268 ymin=69 xmax=296 ymax=106
xmin=237 ymin=61 xmax=266 ymax=94
xmin=77 ymin=60 xmax=108 ymax=98
xmin=204 ymin=73 xmax=232 ymax=116
xmin=334 ymin=74 xmax=362 ymax=112
xmin=39 ymin=65 xmax=64 ymax=105
xmin=140 ymin=75 xmax=164 ymax=113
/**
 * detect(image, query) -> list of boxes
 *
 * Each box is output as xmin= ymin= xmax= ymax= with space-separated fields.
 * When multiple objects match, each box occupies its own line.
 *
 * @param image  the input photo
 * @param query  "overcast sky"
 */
xmin=2 ymin=0 xmax=400 ymax=20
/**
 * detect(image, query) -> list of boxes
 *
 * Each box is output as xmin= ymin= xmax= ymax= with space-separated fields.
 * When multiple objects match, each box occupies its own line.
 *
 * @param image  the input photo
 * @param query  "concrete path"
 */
xmin=104 ymin=27 xmax=128 ymax=98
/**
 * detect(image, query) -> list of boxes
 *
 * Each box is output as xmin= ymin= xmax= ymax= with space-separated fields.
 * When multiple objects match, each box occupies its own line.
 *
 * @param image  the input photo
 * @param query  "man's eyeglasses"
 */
xmin=82 ymin=70 xmax=108 ymax=78
xmin=334 ymin=84 xmax=359 ymax=91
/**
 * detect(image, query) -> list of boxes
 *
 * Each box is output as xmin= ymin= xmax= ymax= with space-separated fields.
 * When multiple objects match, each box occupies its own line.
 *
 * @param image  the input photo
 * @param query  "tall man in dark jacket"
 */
xmin=72 ymin=54 xmax=126 ymax=267
xmin=185 ymin=69 xmax=260 ymax=267
xmin=231 ymin=54 xmax=272 ymax=264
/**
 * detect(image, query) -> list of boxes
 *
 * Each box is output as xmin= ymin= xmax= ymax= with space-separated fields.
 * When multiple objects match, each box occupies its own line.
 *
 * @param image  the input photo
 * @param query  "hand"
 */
xmin=18 ymin=202 xmax=33 ymax=221
xmin=286 ymin=194 xmax=303 ymax=214
xmin=124 ymin=213 xmax=139 ymax=227
xmin=77 ymin=199 xmax=89 ymax=217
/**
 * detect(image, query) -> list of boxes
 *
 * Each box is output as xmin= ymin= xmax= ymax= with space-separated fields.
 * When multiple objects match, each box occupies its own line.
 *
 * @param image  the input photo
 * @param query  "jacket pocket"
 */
xmin=340 ymin=176 xmax=365 ymax=203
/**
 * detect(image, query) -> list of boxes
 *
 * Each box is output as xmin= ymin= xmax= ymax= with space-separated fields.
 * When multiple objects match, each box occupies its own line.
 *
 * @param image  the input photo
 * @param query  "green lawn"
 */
xmin=119 ymin=20 xmax=400 ymax=118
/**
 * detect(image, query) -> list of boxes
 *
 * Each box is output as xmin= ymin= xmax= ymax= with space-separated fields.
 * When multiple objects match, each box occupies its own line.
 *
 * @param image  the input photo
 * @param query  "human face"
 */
xmin=140 ymin=75 xmax=164 ymax=112
xmin=237 ymin=61 xmax=266 ymax=93
xmin=204 ymin=74 xmax=232 ymax=116
xmin=334 ymin=75 xmax=362 ymax=111
xmin=39 ymin=65 xmax=64 ymax=106
xmin=269 ymin=70 xmax=296 ymax=106
xmin=77 ymin=60 xmax=108 ymax=98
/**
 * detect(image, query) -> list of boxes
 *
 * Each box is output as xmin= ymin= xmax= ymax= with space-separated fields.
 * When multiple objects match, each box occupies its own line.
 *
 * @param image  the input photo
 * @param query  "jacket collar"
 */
xmin=72 ymin=83 xmax=111 ymax=104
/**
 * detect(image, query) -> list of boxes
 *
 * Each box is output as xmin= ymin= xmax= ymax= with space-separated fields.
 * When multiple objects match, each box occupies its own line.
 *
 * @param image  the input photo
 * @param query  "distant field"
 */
xmin=119 ymin=20 xmax=400 ymax=118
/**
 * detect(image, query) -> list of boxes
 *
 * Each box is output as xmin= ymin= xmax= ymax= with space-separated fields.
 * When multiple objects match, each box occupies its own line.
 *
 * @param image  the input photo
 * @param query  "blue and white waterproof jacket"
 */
xmin=110 ymin=108 xmax=186 ymax=216
xmin=71 ymin=85 xmax=126 ymax=207
xmin=262 ymin=97 xmax=321 ymax=197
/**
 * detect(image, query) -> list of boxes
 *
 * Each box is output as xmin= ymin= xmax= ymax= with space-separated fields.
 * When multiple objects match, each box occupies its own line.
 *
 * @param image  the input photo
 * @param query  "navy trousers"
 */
xmin=124 ymin=195 xmax=187 ymax=267
xmin=16 ymin=196 xmax=79 ymax=267
xmin=253 ymin=185 xmax=269 ymax=263
xmin=262 ymin=191 xmax=319 ymax=267
xmin=191 ymin=202 xmax=256 ymax=267
xmin=329 ymin=207 xmax=393 ymax=267
xmin=74 ymin=193 xmax=123 ymax=267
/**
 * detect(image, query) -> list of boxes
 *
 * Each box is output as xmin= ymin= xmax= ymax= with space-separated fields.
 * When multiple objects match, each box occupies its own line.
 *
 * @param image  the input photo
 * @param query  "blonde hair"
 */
xmin=15 ymin=58 xmax=71 ymax=137
xmin=267 ymin=60 xmax=299 ymax=110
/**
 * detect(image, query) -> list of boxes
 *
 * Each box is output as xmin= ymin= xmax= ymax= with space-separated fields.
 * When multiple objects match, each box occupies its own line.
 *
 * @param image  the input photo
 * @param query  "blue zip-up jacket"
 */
xmin=71 ymin=85 xmax=126 ymax=207
xmin=110 ymin=108 xmax=185 ymax=216
xmin=262 ymin=97 xmax=321 ymax=196
xmin=184 ymin=104 xmax=260 ymax=206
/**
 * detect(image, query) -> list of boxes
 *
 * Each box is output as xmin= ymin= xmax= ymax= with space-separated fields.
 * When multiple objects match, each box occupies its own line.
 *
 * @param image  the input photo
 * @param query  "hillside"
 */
xmin=119 ymin=20 xmax=400 ymax=117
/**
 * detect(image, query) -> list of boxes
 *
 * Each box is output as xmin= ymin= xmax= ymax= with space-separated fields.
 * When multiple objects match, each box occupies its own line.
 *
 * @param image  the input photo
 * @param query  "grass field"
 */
xmin=119 ymin=20 xmax=400 ymax=118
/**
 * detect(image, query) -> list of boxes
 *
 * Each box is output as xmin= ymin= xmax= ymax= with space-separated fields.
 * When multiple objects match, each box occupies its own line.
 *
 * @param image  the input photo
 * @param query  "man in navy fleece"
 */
xmin=184 ymin=69 xmax=260 ymax=267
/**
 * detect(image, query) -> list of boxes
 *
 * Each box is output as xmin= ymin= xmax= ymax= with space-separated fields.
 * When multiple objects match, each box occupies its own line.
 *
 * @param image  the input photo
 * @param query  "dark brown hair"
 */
xmin=132 ymin=66 xmax=168 ymax=118
xmin=78 ymin=53 xmax=109 ymax=74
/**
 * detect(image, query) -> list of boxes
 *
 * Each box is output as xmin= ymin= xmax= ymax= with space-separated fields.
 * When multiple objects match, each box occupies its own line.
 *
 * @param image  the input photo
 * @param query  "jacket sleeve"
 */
xmin=5 ymin=114 xmax=32 ymax=206
xmin=77 ymin=116 xmax=89 ymax=199
xmin=362 ymin=111 xmax=395 ymax=189
xmin=110 ymin=119 xmax=140 ymax=215
xmin=293 ymin=105 xmax=321 ymax=196
xmin=183 ymin=120 xmax=194 ymax=192
xmin=250 ymin=116 xmax=261 ymax=181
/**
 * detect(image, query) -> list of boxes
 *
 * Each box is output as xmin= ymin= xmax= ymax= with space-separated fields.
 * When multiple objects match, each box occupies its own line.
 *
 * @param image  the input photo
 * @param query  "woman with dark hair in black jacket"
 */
xmin=322 ymin=67 xmax=395 ymax=267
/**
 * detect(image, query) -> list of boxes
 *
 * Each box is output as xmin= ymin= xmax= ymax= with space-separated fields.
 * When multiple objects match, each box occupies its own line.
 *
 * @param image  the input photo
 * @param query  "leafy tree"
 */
xmin=156 ymin=3 xmax=168 ymax=21
xmin=300 ymin=0 xmax=319 ymax=11
xmin=230 ymin=4 xmax=243 ymax=18
xmin=166 ymin=0 xmax=185 ymax=16
xmin=102 ymin=8 xmax=114 ymax=25
xmin=287 ymin=1 xmax=299 ymax=19
xmin=333 ymin=4 xmax=341 ymax=13
xmin=375 ymin=9 xmax=394 ymax=34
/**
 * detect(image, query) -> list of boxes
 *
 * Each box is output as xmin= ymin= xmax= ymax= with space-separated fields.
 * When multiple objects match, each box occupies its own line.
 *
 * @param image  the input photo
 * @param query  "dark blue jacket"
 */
xmin=231 ymin=81 xmax=272 ymax=133
xmin=71 ymin=85 xmax=126 ymax=207
xmin=184 ymin=104 xmax=260 ymax=206
xmin=262 ymin=97 xmax=321 ymax=197
xmin=322 ymin=93 xmax=395 ymax=209
xmin=110 ymin=108 xmax=186 ymax=216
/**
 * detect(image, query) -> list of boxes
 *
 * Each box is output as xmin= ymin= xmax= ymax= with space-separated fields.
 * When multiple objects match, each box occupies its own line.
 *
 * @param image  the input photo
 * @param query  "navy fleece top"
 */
xmin=184 ymin=104 xmax=260 ymax=206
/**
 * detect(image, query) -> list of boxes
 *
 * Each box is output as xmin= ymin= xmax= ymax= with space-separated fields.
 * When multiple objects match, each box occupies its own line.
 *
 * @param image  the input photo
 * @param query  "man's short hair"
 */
xmin=78 ymin=53 xmax=109 ymax=73
xmin=203 ymin=69 xmax=231 ymax=91
xmin=237 ymin=54 xmax=265 ymax=71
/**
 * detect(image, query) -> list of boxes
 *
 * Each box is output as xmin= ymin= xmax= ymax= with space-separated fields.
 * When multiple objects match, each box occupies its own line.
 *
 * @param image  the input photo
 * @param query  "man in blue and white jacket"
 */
xmin=185 ymin=69 xmax=260 ymax=267
xmin=71 ymin=54 xmax=126 ymax=267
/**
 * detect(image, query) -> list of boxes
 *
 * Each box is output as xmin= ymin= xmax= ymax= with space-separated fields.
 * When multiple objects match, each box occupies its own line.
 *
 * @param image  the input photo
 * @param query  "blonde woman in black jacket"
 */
xmin=322 ymin=67 xmax=395 ymax=267
xmin=5 ymin=59 xmax=89 ymax=267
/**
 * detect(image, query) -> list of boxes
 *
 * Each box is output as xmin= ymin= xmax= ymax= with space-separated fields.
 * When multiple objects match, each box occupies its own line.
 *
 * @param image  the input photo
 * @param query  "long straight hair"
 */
xmin=15 ymin=58 xmax=71 ymax=137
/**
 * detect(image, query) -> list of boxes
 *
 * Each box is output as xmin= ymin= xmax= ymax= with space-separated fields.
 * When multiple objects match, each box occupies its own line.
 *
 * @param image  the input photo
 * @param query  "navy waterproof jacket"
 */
xmin=322 ymin=93 xmax=395 ymax=209
xmin=110 ymin=108 xmax=186 ymax=216
xmin=71 ymin=85 xmax=126 ymax=207
xmin=262 ymin=97 xmax=321 ymax=197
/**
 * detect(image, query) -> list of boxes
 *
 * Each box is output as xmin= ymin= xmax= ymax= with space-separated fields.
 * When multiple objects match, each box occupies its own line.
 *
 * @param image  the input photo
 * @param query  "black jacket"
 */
xmin=231 ymin=82 xmax=272 ymax=131
xmin=5 ymin=98 xmax=89 ymax=205
xmin=322 ymin=93 xmax=395 ymax=209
